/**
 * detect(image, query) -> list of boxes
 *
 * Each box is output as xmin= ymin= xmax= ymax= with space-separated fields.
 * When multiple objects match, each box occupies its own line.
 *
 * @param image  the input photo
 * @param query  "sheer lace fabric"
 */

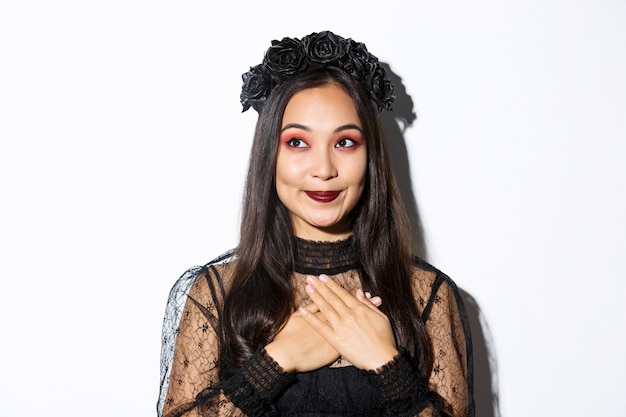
xmin=158 ymin=240 xmax=473 ymax=417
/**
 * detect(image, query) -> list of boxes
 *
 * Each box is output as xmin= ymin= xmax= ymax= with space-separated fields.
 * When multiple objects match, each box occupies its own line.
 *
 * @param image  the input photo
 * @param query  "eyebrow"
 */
xmin=280 ymin=123 xmax=363 ymax=133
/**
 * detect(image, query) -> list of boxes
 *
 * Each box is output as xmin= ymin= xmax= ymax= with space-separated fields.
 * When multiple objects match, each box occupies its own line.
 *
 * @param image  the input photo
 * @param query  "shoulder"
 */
xmin=408 ymin=257 xmax=463 ymax=317
xmin=411 ymin=257 xmax=459 ymax=290
xmin=161 ymin=249 xmax=238 ymax=337
xmin=167 ymin=249 xmax=238 ymax=304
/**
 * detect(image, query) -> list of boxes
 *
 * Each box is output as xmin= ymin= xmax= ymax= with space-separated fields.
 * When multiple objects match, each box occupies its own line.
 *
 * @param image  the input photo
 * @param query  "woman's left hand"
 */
xmin=299 ymin=274 xmax=399 ymax=371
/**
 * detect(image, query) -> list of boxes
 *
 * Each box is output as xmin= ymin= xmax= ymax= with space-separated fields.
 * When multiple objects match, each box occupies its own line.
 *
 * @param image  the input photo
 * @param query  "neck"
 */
xmin=290 ymin=217 xmax=354 ymax=242
xmin=293 ymin=235 xmax=359 ymax=275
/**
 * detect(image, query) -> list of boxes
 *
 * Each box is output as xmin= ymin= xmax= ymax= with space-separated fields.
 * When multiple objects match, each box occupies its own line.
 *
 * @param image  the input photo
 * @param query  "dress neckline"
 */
xmin=293 ymin=236 xmax=359 ymax=275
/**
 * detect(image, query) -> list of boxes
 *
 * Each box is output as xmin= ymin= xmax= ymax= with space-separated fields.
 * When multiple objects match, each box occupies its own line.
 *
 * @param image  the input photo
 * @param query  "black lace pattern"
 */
xmin=293 ymin=236 xmax=358 ymax=275
xmin=158 ymin=239 xmax=474 ymax=417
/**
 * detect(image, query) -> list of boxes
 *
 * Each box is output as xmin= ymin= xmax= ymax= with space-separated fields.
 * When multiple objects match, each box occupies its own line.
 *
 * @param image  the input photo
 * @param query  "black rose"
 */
xmin=240 ymin=64 xmax=273 ymax=112
xmin=263 ymin=37 xmax=307 ymax=78
xmin=340 ymin=39 xmax=376 ymax=78
xmin=368 ymin=63 xmax=395 ymax=111
xmin=304 ymin=31 xmax=348 ymax=64
xmin=239 ymin=31 xmax=395 ymax=114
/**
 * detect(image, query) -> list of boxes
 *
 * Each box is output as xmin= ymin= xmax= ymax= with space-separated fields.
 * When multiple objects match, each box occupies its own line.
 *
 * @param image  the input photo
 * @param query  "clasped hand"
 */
xmin=265 ymin=274 xmax=398 ymax=373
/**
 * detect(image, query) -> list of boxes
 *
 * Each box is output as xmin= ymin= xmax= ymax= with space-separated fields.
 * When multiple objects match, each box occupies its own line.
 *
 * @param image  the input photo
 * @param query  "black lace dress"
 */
xmin=157 ymin=238 xmax=474 ymax=417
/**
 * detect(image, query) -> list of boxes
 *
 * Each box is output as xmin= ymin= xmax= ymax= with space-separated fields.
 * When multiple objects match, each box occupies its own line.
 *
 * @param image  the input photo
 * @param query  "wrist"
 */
xmin=264 ymin=341 xmax=295 ymax=373
xmin=223 ymin=348 xmax=296 ymax=414
xmin=366 ymin=350 xmax=429 ymax=409
xmin=362 ymin=347 xmax=400 ymax=371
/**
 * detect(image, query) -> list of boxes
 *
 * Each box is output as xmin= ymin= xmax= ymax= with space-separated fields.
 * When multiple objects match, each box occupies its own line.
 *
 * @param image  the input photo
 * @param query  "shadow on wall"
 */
xmin=380 ymin=62 xmax=502 ymax=417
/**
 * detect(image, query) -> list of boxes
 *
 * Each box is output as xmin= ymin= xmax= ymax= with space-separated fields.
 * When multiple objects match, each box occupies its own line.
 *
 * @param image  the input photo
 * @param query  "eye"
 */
xmin=286 ymin=137 xmax=309 ymax=148
xmin=335 ymin=137 xmax=358 ymax=148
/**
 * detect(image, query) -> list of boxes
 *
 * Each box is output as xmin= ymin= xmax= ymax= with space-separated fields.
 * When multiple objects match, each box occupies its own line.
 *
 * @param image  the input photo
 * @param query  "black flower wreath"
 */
xmin=240 ymin=31 xmax=395 ymax=113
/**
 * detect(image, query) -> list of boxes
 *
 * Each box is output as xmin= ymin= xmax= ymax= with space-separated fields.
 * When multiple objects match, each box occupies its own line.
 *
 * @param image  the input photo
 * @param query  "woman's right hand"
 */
xmin=264 ymin=309 xmax=339 ymax=373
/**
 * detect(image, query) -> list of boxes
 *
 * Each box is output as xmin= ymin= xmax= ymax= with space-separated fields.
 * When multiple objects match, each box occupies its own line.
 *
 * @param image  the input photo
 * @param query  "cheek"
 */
xmin=339 ymin=152 xmax=367 ymax=207
xmin=352 ymin=154 xmax=368 ymax=202
xmin=275 ymin=151 xmax=301 ymax=190
xmin=350 ymin=151 xmax=368 ymax=187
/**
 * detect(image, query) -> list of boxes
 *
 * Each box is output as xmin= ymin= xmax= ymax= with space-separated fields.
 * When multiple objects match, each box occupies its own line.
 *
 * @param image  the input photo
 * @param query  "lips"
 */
xmin=305 ymin=191 xmax=340 ymax=203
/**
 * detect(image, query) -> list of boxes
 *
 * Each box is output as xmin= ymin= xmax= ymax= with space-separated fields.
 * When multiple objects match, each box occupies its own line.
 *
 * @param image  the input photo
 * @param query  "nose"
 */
xmin=310 ymin=147 xmax=338 ymax=180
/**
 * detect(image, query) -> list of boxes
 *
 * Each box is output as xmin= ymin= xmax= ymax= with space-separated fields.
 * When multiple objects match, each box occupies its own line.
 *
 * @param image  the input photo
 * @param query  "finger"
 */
xmin=298 ymin=306 xmax=334 ymax=338
xmin=363 ymin=290 xmax=383 ymax=307
xmin=370 ymin=296 xmax=382 ymax=307
xmin=355 ymin=288 xmax=383 ymax=309
xmin=306 ymin=275 xmax=366 ymax=321
xmin=301 ymin=303 xmax=320 ymax=314
xmin=306 ymin=276 xmax=342 ymax=321
xmin=316 ymin=274 xmax=360 ymax=309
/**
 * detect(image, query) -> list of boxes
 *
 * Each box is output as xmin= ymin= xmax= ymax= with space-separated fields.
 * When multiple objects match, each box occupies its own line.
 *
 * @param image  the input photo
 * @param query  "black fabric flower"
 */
xmin=368 ymin=64 xmax=395 ymax=112
xmin=263 ymin=37 xmax=307 ymax=78
xmin=240 ymin=64 xmax=274 ymax=113
xmin=303 ymin=31 xmax=348 ymax=65
xmin=340 ymin=40 xmax=375 ymax=78
xmin=240 ymin=31 xmax=395 ymax=113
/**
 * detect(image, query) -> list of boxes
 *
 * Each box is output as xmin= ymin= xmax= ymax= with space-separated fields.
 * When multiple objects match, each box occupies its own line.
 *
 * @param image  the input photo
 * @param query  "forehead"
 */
xmin=282 ymin=84 xmax=361 ymax=128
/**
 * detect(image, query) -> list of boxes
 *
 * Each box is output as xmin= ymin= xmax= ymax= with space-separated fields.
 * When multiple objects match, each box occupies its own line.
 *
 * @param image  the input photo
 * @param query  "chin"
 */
xmin=312 ymin=219 xmax=351 ymax=233
xmin=308 ymin=217 xmax=343 ymax=229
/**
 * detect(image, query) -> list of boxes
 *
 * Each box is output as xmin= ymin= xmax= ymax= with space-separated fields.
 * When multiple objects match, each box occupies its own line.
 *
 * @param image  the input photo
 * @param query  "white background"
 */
xmin=1 ymin=1 xmax=625 ymax=416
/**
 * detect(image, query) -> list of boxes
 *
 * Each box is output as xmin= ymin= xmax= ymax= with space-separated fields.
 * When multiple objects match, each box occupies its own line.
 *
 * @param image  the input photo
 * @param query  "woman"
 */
xmin=158 ymin=31 xmax=473 ymax=417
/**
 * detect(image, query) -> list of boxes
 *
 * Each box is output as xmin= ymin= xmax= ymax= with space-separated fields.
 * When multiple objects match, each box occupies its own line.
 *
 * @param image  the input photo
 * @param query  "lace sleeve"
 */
xmin=361 ymin=264 xmax=473 ymax=417
xmin=157 ymin=259 xmax=296 ymax=417
xmin=157 ymin=264 xmax=241 ymax=417
xmin=157 ymin=266 xmax=202 ymax=416
xmin=418 ymin=269 xmax=474 ymax=417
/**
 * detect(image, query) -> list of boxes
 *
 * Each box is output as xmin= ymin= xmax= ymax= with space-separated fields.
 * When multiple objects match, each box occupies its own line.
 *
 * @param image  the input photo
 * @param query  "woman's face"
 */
xmin=275 ymin=83 xmax=367 ymax=241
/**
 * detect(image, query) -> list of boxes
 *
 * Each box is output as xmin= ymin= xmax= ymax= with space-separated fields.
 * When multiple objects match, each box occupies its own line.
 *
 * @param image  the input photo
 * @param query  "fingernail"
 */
xmin=365 ymin=291 xmax=372 ymax=299
xmin=319 ymin=274 xmax=328 ymax=283
xmin=299 ymin=307 xmax=309 ymax=316
xmin=306 ymin=275 xmax=316 ymax=285
xmin=306 ymin=284 xmax=314 ymax=294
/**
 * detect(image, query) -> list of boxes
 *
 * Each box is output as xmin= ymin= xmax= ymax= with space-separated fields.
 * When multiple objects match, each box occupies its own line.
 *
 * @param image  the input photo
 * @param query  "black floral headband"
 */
xmin=240 ymin=31 xmax=395 ymax=113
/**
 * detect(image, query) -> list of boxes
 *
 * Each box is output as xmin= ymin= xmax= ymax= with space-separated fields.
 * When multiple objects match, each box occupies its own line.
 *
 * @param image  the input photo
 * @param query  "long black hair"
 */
xmin=222 ymin=67 xmax=432 ymax=375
